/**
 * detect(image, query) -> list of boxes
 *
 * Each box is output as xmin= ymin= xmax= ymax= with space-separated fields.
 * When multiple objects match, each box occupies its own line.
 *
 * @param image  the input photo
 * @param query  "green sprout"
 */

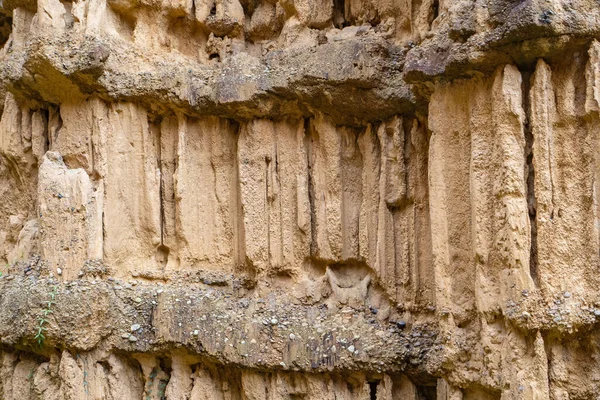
xmin=35 ymin=285 xmax=58 ymax=348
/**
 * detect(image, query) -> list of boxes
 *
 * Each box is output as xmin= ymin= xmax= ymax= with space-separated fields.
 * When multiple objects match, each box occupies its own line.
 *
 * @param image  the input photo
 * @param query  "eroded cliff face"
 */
xmin=0 ymin=0 xmax=599 ymax=398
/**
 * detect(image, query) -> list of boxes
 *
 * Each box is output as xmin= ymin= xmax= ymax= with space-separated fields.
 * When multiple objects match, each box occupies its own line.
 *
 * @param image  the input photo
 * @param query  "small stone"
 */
xmin=289 ymin=333 xmax=296 ymax=340
xmin=131 ymin=324 xmax=141 ymax=332
xmin=594 ymin=309 xmax=600 ymax=317
xmin=563 ymin=291 xmax=571 ymax=298
xmin=193 ymin=330 xmax=199 ymax=336
xmin=396 ymin=320 xmax=406 ymax=329
xmin=522 ymin=311 xmax=531 ymax=318
xmin=121 ymin=333 xmax=130 ymax=339
xmin=128 ymin=335 xmax=138 ymax=342
xmin=56 ymin=268 xmax=62 ymax=276
xmin=270 ymin=318 xmax=278 ymax=325
xmin=134 ymin=297 xmax=142 ymax=303
xmin=347 ymin=345 xmax=355 ymax=353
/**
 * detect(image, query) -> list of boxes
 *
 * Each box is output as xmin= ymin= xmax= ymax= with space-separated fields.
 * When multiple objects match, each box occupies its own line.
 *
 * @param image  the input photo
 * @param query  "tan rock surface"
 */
xmin=1 ymin=0 xmax=600 ymax=398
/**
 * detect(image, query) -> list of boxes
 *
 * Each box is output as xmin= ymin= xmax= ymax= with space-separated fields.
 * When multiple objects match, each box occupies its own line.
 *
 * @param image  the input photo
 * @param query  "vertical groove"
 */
xmin=305 ymin=118 xmax=317 ymax=259
xmin=152 ymin=118 xmax=169 ymax=270
xmin=42 ymin=108 xmax=50 ymax=153
xmin=522 ymin=71 xmax=539 ymax=286
xmin=333 ymin=0 xmax=346 ymax=28
xmin=234 ymin=122 xmax=245 ymax=266
xmin=265 ymin=154 xmax=271 ymax=269
xmin=157 ymin=121 xmax=165 ymax=248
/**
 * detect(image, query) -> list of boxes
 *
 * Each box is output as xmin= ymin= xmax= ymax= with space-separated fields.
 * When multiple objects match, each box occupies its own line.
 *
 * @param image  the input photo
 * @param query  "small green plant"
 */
xmin=35 ymin=285 xmax=58 ymax=348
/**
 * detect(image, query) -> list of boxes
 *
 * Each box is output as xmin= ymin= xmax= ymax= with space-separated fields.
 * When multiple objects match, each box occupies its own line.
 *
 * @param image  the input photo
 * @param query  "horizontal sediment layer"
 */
xmin=1 ymin=0 xmax=600 ymax=124
xmin=0 ymin=269 xmax=438 ymax=376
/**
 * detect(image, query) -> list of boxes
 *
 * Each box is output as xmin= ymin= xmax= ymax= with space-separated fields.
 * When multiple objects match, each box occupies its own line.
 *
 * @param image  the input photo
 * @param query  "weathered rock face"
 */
xmin=0 ymin=0 xmax=600 ymax=398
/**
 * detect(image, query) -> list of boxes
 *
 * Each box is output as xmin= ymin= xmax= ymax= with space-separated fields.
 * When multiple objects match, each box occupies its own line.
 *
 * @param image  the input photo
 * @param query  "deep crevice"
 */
xmin=0 ymin=14 xmax=11 ymax=49
xmin=40 ymin=109 xmax=50 ymax=153
xmin=305 ymin=118 xmax=317 ymax=258
xmin=333 ymin=0 xmax=346 ymax=29
xmin=155 ymin=358 xmax=172 ymax=400
xmin=368 ymin=380 xmax=379 ymax=400
xmin=430 ymin=0 xmax=439 ymax=23
xmin=416 ymin=384 xmax=437 ymax=400
xmin=522 ymin=70 xmax=539 ymax=286
xmin=46 ymin=106 xmax=63 ymax=150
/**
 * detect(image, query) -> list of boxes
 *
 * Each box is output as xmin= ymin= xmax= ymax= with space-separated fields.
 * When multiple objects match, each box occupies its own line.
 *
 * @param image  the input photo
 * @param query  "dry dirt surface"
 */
xmin=0 ymin=0 xmax=600 ymax=398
